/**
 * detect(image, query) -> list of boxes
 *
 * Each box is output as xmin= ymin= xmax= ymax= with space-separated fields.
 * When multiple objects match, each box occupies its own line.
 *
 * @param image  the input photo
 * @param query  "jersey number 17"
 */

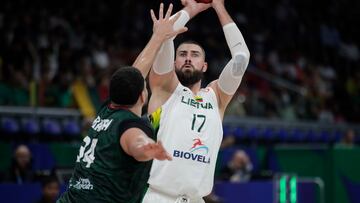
xmin=191 ymin=114 xmax=206 ymax=132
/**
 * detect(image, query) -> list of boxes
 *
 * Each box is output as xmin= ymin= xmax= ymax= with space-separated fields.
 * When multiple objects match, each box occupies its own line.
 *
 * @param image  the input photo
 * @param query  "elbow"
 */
xmin=134 ymin=157 xmax=149 ymax=162
xmin=133 ymin=154 xmax=151 ymax=162
xmin=129 ymin=147 xmax=152 ymax=162
xmin=235 ymin=47 xmax=250 ymax=59
xmin=233 ymin=51 xmax=250 ymax=67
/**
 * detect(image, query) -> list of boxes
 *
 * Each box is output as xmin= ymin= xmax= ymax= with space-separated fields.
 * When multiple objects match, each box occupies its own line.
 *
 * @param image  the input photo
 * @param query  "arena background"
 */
xmin=0 ymin=0 xmax=359 ymax=202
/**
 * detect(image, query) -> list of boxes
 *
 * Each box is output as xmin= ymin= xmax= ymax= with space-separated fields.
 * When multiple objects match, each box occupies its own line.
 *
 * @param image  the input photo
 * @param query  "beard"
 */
xmin=175 ymin=64 xmax=204 ymax=87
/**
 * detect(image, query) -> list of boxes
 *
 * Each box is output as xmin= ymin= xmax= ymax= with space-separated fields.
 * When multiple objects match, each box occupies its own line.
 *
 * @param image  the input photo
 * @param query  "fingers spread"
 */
xmin=150 ymin=9 xmax=157 ymax=22
xmin=165 ymin=3 xmax=173 ymax=19
xmin=159 ymin=3 xmax=164 ymax=20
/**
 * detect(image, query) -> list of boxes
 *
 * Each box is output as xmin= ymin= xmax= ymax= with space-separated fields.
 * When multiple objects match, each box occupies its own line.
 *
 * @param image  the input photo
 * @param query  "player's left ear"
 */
xmin=140 ymin=90 xmax=146 ymax=103
xmin=202 ymin=62 xmax=208 ymax=72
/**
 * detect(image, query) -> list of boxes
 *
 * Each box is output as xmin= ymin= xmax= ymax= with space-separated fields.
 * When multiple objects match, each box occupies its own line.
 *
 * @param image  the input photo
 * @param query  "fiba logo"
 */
xmin=189 ymin=138 xmax=209 ymax=154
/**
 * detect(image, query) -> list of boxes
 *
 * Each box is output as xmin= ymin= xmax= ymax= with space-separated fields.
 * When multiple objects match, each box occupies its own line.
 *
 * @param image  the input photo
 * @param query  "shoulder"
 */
xmin=119 ymin=118 xmax=154 ymax=138
xmin=207 ymin=80 xmax=233 ymax=107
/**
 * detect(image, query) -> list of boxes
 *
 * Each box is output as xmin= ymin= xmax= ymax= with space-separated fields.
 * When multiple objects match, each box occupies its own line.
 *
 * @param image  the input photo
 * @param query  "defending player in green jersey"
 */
xmin=57 ymin=4 xmax=187 ymax=203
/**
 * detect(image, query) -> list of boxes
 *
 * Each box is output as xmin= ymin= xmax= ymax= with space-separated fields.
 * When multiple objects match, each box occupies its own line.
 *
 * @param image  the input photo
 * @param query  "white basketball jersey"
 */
xmin=148 ymin=83 xmax=223 ymax=198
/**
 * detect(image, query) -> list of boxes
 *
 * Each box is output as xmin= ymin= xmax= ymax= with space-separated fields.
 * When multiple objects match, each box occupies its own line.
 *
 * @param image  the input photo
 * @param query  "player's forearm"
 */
xmin=153 ymin=10 xmax=190 ymax=75
xmin=129 ymin=135 xmax=155 ymax=162
xmin=213 ymin=4 xmax=233 ymax=26
xmin=217 ymin=27 xmax=250 ymax=95
xmin=153 ymin=40 xmax=175 ymax=75
xmin=218 ymin=57 xmax=248 ymax=95
xmin=173 ymin=10 xmax=190 ymax=32
xmin=214 ymin=3 xmax=249 ymax=58
xmin=218 ymin=10 xmax=250 ymax=95
xmin=223 ymin=23 xmax=250 ymax=58
xmin=133 ymin=35 xmax=165 ymax=78
xmin=132 ymin=149 xmax=153 ymax=162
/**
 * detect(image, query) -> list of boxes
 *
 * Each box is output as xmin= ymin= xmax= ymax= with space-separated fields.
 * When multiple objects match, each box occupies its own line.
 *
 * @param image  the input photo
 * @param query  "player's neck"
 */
xmin=129 ymin=105 xmax=142 ymax=117
xmin=187 ymin=81 xmax=202 ymax=94
xmin=128 ymin=104 xmax=142 ymax=117
xmin=109 ymin=102 xmax=142 ymax=117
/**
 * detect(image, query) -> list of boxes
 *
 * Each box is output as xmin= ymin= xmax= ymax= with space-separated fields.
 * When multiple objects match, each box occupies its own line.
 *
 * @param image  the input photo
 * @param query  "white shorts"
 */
xmin=142 ymin=187 xmax=205 ymax=203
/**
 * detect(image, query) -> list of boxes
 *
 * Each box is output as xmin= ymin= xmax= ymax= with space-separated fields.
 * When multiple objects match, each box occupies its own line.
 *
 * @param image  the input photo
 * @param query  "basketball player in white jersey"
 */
xmin=143 ymin=0 xmax=250 ymax=202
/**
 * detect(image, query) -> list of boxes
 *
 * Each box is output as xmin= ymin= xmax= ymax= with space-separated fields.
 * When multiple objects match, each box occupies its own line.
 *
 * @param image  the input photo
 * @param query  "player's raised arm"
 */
xmin=148 ymin=0 xmax=211 ymax=113
xmin=150 ymin=0 xmax=210 ymax=88
xmin=132 ymin=3 xmax=187 ymax=78
xmin=209 ymin=0 xmax=250 ymax=113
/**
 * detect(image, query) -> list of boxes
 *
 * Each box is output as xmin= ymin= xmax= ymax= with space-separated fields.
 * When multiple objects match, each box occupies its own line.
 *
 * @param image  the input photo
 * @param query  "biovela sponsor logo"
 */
xmin=173 ymin=138 xmax=210 ymax=164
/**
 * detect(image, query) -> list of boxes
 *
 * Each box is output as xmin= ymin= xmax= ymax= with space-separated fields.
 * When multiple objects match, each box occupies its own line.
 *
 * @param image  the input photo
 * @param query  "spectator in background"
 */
xmin=0 ymin=0 xmax=359 ymax=123
xmin=219 ymin=150 xmax=253 ymax=183
xmin=220 ymin=135 xmax=236 ymax=149
xmin=36 ymin=176 xmax=60 ymax=203
xmin=4 ymin=145 xmax=35 ymax=184
xmin=339 ymin=129 xmax=356 ymax=147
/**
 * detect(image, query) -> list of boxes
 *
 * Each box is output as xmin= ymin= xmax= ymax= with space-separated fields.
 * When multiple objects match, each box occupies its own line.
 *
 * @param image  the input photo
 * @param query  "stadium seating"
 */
xmin=42 ymin=119 xmax=62 ymax=136
xmin=22 ymin=118 xmax=40 ymax=135
xmin=0 ymin=183 xmax=67 ymax=203
xmin=222 ymin=124 xmax=359 ymax=144
xmin=1 ymin=117 xmax=20 ymax=134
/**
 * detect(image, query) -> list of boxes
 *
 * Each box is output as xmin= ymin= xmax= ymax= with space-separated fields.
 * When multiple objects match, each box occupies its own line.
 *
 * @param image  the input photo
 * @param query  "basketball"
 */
xmin=195 ymin=0 xmax=212 ymax=3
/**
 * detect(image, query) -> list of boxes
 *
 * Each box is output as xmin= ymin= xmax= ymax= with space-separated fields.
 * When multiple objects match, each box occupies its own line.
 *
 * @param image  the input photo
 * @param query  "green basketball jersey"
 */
xmin=58 ymin=102 xmax=155 ymax=203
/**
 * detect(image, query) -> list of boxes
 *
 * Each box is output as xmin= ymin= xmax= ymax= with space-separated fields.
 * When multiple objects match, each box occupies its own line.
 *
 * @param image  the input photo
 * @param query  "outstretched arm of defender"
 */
xmin=120 ymin=128 xmax=172 ymax=161
xmin=209 ymin=0 xmax=250 ymax=113
xmin=132 ymin=3 xmax=187 ymax=78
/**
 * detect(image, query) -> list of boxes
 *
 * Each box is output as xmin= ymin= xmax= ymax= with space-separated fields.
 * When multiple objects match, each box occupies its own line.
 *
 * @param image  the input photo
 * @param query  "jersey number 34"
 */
xmin=76 ymin=136 xmax=98 ymax=168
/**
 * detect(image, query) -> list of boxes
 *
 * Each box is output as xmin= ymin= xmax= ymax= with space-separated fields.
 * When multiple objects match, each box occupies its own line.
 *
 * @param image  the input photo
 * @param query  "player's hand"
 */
xmin=140 ymin=140 xmax=172 ymax=161
xmin=181 ymin=0 xmax=211 ymax=19
xmin=151 ymin=3 xmax=188 ymax=41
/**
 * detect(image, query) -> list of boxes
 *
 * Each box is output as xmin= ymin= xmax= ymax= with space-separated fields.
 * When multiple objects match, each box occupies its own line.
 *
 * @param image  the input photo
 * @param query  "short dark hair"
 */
xmin=109 ymin=66 xmax=144 ymax=106
xmin=176 ymin=40 xmax=206 ymax=59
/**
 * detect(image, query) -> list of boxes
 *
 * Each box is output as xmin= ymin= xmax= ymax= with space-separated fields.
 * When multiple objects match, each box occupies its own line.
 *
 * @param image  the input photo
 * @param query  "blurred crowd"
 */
xmin=0 ymin=0 xmax=359 ymax=123
xmin=0 ymin=144 xmax=60 ymax=203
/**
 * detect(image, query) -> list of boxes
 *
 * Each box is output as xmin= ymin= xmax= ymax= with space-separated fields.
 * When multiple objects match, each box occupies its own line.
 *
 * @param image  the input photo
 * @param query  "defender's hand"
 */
xmin=151 ymin=3 xmax=188 ymax=41
xmin=140 ymin=141 xmax=172 ymax=161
